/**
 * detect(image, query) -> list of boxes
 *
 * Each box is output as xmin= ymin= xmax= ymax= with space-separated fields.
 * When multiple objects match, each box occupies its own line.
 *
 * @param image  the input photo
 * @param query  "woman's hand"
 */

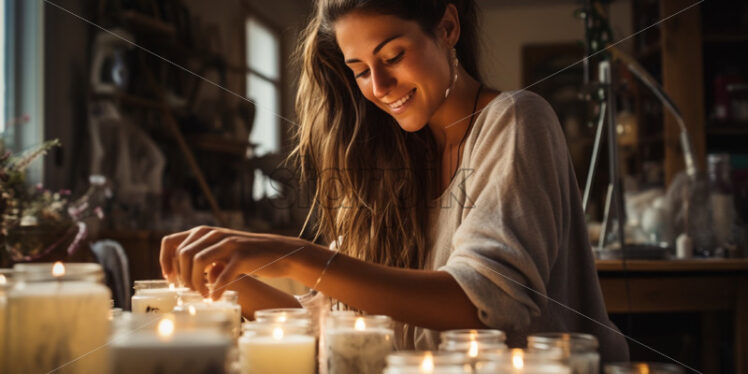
xmin=159 ymin=226 xmax=317 ymax=298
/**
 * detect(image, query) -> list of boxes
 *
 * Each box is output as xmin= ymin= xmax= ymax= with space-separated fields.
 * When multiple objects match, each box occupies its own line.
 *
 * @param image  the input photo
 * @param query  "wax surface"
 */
xmin=239 ymin=334 xmax=316 ymax=374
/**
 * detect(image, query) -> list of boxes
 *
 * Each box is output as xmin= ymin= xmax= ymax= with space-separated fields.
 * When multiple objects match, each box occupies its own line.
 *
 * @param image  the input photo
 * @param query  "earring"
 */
xmin=444 ymin=48 xmax=459 ymax=99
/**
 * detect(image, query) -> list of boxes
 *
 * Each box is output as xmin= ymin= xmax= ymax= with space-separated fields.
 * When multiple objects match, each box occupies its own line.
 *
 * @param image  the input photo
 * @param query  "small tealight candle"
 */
xmin=7 ymin=262 xmax=111 ymax=373
xmin=239 ymin=320 xmax=316 ymax=374
xmin=325 ymin=314 xmax=394 ymax=374
xmin=383 ymin=351 xmax=472 ymax=374
xmin=527 ymin=333 xmax=600 ymax=374
xmin=131 ymin=280 xmax=189 ymax=314
xmin=110 ymin=313 xmax=232 ymax=374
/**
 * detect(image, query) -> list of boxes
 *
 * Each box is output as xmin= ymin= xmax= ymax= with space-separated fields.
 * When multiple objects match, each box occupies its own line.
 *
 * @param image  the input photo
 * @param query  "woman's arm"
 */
xmin=222 ymin=274 xmax=302 ymax=319
xmin=161 ymin=227 xmax=485 ymax=331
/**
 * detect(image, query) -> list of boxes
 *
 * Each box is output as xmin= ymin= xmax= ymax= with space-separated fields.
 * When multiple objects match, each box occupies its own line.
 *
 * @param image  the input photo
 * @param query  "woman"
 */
xmin=159 ymin=0 xmax=629 ymax=362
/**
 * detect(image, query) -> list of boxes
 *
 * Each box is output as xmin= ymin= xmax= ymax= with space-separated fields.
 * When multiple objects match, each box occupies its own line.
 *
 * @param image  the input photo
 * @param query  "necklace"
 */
xmin=449 ymin=83 xmax=483 ymax=183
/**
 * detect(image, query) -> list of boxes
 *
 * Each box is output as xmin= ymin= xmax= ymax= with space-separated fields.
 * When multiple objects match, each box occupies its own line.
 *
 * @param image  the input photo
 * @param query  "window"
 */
xmin=245 ymin=16 xmax=281 ymax=199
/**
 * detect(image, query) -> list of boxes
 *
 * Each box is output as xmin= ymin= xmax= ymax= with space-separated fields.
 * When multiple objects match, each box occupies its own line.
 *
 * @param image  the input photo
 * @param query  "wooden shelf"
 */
xmin=597 ymin=258 xmax=748 ymax=272
xmin=706 ymin=123 xmax=748 ymax=136
xmin=121 ymin=11 xmax=176 ymax=37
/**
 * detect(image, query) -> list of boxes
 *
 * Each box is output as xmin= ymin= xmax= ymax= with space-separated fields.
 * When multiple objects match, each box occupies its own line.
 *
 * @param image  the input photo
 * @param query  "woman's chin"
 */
xmin=394 ymin=117 xmax=427 ymax=133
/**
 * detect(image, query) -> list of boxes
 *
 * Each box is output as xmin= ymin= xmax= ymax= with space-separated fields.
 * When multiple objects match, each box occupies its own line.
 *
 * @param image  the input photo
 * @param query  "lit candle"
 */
xmin=6 ymin=262 xmax=111 ymax=373
xmin=239 ymin=320 xmax=316 ymax=374
xmin=439 ymin=329 xmax=507 ymax=369
xmin=131 ymin=280 xmax=189 ymax=314
xmin=527 ymin=333 xmax=600 ymax=374
xmin=110 ymin=313 xmax=232 ymax=374
xmin=173 ymin=290 xmax=242 ymax=339
xmin=383 ymin=351 xmax=471 ymax=373
xmin=325 ymin=314 xmax=394 ymax=374
xmin=474 ymin=348 xmax=570 ymax=374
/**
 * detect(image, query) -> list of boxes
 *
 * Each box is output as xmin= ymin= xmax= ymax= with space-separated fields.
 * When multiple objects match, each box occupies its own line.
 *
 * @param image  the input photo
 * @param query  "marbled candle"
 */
xmin=325 ymin=315 xmax=394 ymax=374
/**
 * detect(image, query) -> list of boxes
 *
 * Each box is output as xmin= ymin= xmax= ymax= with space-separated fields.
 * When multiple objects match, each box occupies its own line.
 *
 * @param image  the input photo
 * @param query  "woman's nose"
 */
xmin=371 ymin=67 xmax=396 ymax=100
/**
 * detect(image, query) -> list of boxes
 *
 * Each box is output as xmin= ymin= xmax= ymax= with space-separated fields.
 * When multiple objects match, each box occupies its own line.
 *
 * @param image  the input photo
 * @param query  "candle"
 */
xmin=174 ymin=290 xmax=242 ymax=339
xmin=110 ymin=313 xmax=232 ymax=374
xmin=527 ymin=333 xmax=600 ymax=374
xmin=474 ymin=348 xmax=570 ymax=374
xmin=239 ymin=320 xmax=316 ymax=374
xmin=6 ymin=262 xmax=111 ymax=373
xmin=603 ymin=362 xmax=685 ymax=374
xmin=254 ymin=307 xmax=311 ymax=324
xmin=439 ymin=329 xmax=507 ymax=368
xmin=325 ymin=314 xmax=394 ymax=374
xmin=131 ymin=280 xmax=188 ymax=314
xmin=383 ymin=351 xmax=472 ymax=373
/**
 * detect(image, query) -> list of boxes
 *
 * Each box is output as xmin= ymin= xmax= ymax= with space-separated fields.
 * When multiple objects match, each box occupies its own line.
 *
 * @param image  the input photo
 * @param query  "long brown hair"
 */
xmin=290 ymin=0 xmax=481 ymax=269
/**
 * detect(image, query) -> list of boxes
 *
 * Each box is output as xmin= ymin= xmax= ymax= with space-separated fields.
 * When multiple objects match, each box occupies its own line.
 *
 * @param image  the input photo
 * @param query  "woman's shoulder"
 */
xmin=471 ymin=89 xmax=561 ymax=143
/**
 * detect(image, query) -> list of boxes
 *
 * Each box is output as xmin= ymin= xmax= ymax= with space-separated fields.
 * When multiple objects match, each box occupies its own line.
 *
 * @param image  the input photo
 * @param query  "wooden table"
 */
xmin=597 ymin=259 xmax=748 ymax=373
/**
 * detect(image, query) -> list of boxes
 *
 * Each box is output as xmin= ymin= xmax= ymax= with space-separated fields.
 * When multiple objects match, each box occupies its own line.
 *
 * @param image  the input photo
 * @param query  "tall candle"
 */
xmin=110 ymin=314 xmax=232 ymax=374
xmin=325 ymin=314 xmax=394 ymax=374
xmin=131 ymin=280 xmax=188 ymax=314
xmin=239 ymin=320 xmax=316 ymax=374
xmin=7 ymin=262 xmax=111 ymax=374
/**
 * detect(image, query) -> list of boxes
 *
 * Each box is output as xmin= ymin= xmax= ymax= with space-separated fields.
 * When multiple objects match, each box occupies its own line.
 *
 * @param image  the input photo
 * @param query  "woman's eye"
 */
xmin=386 ymin=51 xmax=404 ymax=64
xmin=355 ymin=69 xmax=370 ymax=79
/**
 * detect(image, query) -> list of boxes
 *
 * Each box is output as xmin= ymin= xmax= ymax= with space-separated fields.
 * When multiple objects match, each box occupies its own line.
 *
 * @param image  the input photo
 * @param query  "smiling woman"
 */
xmin=160 ymin=0 xmax=629 ymax=364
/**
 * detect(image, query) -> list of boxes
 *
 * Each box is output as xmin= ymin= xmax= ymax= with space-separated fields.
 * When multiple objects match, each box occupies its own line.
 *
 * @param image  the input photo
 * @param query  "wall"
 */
xmin=478 ymin=0 xmax=633 ymax=91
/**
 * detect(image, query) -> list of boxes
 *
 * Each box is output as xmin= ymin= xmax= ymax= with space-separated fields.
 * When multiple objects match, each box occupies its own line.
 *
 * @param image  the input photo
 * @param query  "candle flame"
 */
xmin=511 ymin=350 xmax=524 ymax=369
xmin=52 ymin=262 xmax=65 ymax=277
xmin=468 ymin=340 xmax=479 ymax=357
xmin=157 ymin=318 xmax=175 ymax=339
xmin=420 ymin=352 xmax=434 ymax=372
xmin=203 ymin=298 xmax=213 ymax=304
xmin=277 ymin=314 xmax=287 ymax=323
xmin=188 ymin=305 xmax=197 ymax=316
xmin=273 ymin=327 xmax=284 ymax=340
xmin=169 ymin=283 xmax=175 ymax=290
xmin=0 ymin=274 xmax=6 ymax=285
xmin=636 ymin=364 xmax=650 ymax=374
xmin=354 ymin=317 xmax=366 ymax=331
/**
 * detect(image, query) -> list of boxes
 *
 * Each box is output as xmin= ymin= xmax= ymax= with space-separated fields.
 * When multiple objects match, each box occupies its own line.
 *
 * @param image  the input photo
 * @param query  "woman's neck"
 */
xmin=427 ymin=69 xmax=482 ymax=155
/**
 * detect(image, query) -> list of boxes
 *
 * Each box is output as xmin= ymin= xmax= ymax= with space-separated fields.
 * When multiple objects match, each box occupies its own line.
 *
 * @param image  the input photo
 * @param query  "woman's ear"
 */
xmin=438 ymin=3 xmax=461 ymax=48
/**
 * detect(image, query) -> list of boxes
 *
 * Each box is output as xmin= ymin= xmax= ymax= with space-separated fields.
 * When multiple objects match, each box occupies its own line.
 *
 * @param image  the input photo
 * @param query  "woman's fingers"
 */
xmin=192 ymin=237 xmax=244 ymax=296
xmin=159 ymin=231 xmax=189 ymax=282
xmin=177 ymin=229 xmax=226 ymax=288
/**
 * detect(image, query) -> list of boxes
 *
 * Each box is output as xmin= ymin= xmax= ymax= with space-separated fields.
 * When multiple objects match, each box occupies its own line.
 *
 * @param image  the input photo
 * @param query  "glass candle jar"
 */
xmin=239 ymin=319 xmax=316 ymax=374
xmin=110 ymin=312 xmax=232 ymax=374
xmin=384 ymin=351 xmax=472 ymax=374
xmin=7 ymin=262 xmax=111 ymax=373
xmin=131 ymin=279 xmax=188 ymax=314
xmin=440 ymin=329 xmax=508 ymax=356
xmin=325 ymin=314 xmax=394 ymax=374
xmin=604 ymin=363 xmax=685 ymax=374
xmin=475 ymin=348 xmax=570 ymax=374
xmin=255 ymin=307 xmax=311 ymax=323
xmin=528 ymin=333 xmax=600 ymax=374
xmin=174 ymin=290 xmax=242 ymax=339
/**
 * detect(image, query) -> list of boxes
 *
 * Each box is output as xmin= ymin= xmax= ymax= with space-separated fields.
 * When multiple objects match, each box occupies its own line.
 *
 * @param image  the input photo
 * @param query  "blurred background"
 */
xmin=0 ymin=0 xmax=746 ymax=371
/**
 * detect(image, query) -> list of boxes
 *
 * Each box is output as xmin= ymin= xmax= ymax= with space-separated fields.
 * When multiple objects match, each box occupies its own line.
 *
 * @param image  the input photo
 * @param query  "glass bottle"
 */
xmin=708 ymin=153 xmax=739 ymax=257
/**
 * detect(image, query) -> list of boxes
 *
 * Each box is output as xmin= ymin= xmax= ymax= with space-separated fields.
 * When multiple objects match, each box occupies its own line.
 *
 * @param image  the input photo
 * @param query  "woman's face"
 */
xmin=335 ymin=11 xmax=452 ymax=132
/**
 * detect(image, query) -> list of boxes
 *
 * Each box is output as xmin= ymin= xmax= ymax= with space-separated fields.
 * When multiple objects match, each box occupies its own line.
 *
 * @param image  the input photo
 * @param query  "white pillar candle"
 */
xmin=110 ymin=314 xmax=232 ymax=374
xmin=325 ymin=314 xmax=394 ymax=374
xmin=7 ymin=262 xmax=111 ymax=374
xmin=239 ymin=320 xmax=316 ymax=374
xmin=131 ymin=280 xmax=188 ymax=314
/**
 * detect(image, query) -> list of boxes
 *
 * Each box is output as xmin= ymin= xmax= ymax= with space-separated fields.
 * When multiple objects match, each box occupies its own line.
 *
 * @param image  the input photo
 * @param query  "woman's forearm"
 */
xmin=226 ymin=275 xmax=301 ymax=319
xmin=290 ymin=246 xmax=486 ymax=331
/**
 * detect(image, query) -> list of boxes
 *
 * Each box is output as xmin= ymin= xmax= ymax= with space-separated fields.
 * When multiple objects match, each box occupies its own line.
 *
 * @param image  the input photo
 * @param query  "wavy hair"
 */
xmin=290 ymin=0 xmax=481 ymax=269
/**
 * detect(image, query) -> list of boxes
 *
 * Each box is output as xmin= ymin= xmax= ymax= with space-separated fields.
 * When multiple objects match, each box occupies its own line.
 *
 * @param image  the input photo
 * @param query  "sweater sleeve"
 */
xmin=439 ymin=91 xmax=572 ymax=334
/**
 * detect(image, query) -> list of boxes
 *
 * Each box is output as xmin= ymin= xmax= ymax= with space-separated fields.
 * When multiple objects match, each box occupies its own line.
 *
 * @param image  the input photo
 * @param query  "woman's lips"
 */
xmin=387 ymin=88 xmax=416 ymax=114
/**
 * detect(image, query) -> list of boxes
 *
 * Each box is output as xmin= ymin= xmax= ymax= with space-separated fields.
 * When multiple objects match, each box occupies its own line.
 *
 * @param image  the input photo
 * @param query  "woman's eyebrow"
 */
xmin=344 ymin=34 xmax=404 ymax=64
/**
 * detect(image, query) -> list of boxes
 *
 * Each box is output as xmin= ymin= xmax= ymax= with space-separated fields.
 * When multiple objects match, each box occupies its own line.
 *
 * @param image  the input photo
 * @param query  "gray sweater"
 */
xmin=300 ymin=90 xmax=630 ymax=364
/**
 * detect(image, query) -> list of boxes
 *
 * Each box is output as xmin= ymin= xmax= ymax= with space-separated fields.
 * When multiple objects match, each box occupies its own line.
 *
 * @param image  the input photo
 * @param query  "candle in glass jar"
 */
xmin=475 ymin=348 xmax=570 ymax=374
xmin=131 ymin=280 xmax=188 ymax=314
xmin=110 ymin=314 xmax=232 ymax=374
xmin=383 ymin=351 xmax=472 ymax=374
xmin=6 ymin=262 xmax=111 ymax=374
xmin=239 ymin=320 xmax=316 ymax=374
xmin=325 ymin=314 xmax=394 ymax=374
xmin=527 ymin=333 xmax=600 ymax=374
xmin=174 ymin=290 xmax=242 ymax=338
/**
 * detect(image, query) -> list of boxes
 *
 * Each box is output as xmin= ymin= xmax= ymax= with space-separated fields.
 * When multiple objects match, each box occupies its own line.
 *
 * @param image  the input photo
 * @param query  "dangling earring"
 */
xmin=444 ymin=48 xmax=459 ymax=99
